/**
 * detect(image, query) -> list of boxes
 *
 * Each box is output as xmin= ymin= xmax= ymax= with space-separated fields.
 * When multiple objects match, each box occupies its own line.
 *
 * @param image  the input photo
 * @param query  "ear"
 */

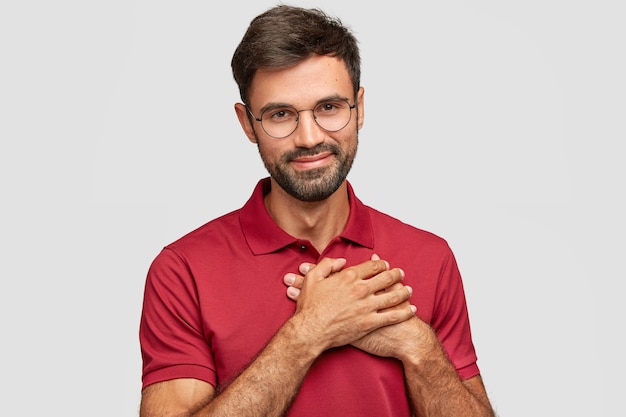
xmin=356 ymin=87 xmax=365 ymax=131
xmin=234 ymin=103 xmax=258 ymax=143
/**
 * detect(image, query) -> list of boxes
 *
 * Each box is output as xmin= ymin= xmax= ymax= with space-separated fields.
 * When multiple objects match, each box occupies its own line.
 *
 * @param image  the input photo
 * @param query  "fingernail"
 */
xmin=405 ymin=285 xmax=413 ymax=296
xmin=284 ymin=274 xmax=295 ymax=285
xmin=287 ymin=287 xmax=300 ymax=298
xmin=410 ymin=305 xmax=417 ymax=314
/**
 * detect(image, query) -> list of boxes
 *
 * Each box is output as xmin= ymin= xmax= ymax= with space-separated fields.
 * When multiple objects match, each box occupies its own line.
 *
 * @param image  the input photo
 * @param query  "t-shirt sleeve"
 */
xmin=139 ymin=247 xmax=217 ymax=389
xmin=432 ymin=247 xmax=480 ymax=381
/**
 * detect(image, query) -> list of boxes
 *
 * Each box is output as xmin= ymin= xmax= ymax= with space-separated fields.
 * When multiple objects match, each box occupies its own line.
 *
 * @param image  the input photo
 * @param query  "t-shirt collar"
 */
xmin=239 ymin=177 xmax=374 ymax=255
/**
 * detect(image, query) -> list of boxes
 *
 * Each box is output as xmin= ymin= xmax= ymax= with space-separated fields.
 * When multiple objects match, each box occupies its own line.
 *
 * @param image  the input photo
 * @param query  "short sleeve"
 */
xmin=139 ymin=247 xmax=216 ymax=389
xmin=432 ymin=248 xmax=480 ymax=380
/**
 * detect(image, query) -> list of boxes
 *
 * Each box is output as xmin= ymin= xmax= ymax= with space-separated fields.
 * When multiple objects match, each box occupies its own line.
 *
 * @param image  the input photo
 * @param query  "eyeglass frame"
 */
xmin=244 ymin=97 xmax=357 ymax=139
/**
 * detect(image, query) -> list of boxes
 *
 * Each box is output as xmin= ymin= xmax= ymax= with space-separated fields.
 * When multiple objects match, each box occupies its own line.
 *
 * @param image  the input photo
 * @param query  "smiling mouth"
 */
xmin=290 ymin=152 xmax=334 ymax=170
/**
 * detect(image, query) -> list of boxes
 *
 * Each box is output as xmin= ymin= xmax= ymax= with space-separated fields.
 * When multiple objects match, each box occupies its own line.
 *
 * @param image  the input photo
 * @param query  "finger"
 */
xmin=377 ymin=299 xmax=417 ymax=315
xmin=283 ymin=272 xmax=304 ymax=289
xmin=299 ymin=262 xmax=315 ymax=275
xmin=340 ymin=259 xmax=389 ymax=284
xmin=286 ymin=286 xmax=301 ymax=301
xmin=378 ymin=300 xmax=418 ymax=315
xmin=365 ymin=267 xmax=405 ymax=294
xmin=375 ymin=281 xmax=411 ymax=293
xmin=373 ymin=283 xmax=412 ymax=311
xmin=361 ymin=302 xmax=417 ymax=331
xmin=304 ymin=257 xmax=347 ymax=282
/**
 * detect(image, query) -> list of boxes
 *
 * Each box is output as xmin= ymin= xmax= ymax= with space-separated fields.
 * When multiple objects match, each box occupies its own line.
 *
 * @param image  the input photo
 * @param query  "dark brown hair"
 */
xmin=231 ymin=5 xmax=361 ymax=104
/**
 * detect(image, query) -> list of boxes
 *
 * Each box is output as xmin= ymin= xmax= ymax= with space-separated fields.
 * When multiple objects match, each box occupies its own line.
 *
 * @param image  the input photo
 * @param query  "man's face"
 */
xmin=242 ymin=55 xmax=364 ymax=202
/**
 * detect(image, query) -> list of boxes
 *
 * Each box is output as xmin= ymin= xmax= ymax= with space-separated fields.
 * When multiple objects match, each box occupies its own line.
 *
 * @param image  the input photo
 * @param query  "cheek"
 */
xmin=336 ymin=131 xmax=358 ymax=153
xmin=257 ymin=141 xmax=283 ymax=164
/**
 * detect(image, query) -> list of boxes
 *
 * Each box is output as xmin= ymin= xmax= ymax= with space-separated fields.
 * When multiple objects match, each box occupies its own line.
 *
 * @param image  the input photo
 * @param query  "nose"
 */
xmin=292 ymin=109 xmax=325 ymax=148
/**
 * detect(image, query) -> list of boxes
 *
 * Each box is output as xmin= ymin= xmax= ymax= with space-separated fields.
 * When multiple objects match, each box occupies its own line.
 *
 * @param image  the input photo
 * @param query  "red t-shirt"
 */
xmin=140 ymin=178 xmax=479 ymax=416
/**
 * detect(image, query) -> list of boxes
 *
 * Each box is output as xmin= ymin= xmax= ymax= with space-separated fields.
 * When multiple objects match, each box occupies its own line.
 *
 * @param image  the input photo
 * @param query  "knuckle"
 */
xmin=386 ymin=309 xmax=403 ymax=323
xmin=343 ymin=268 xmax=358 ymax=280
xmin=399 ymin=286 xmax=411 ymax=300
xmin=386 ymin=292 xmax=401 ymax=306
xmin=391 ymin=268 xmax=403 ymax=282
xmin=370 ymin=260 xmax=386 ymax=274
xmin=373 ymin=270 xmax=395 ymax=289
xmin=382 ymin=271 xmax=395 ymax=286
xmin=352 ymin=282 xmax=369 ymax=298
xmin=361 ymin=315 xmax=378 ymax=331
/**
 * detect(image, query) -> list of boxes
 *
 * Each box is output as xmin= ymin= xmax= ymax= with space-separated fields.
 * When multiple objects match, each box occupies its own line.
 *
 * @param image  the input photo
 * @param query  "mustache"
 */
xmin=283 ymin=143 xmax=341 ymax=161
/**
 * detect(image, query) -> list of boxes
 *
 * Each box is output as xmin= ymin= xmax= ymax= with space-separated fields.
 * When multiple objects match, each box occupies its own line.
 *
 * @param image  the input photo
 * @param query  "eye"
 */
xmin=315 ymin=101 xmax=345 ymax=115
xmin=265 ymin=107 xmax=297 ymax=122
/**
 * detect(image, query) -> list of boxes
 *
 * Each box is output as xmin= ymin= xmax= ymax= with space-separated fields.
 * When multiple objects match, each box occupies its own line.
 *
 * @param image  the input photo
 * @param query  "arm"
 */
xmin=374 ymin=315 xmax=494 ymax=417
xmin=284 ymin=256 xmax=495 ymax=417
xmin=140 ymin=258 xmax=415 ymax=417
xmin=141 ymin=315 xmax=323 ymax=417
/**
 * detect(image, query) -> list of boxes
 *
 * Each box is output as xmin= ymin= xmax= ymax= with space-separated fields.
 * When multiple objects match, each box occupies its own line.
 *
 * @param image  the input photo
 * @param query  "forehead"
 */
xmin=248 ymin=55 xmax=353 ymax=107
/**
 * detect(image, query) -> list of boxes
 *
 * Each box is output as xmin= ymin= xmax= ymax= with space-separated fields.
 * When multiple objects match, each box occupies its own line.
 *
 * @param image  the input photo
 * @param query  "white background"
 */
xmin=1 ymin=1 xmax=624 ymax=415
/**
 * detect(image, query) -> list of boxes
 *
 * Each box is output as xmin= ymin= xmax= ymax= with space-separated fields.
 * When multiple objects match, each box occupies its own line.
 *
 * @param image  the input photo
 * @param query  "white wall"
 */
xmin=1 ymin=1 xmax=624 ymax=415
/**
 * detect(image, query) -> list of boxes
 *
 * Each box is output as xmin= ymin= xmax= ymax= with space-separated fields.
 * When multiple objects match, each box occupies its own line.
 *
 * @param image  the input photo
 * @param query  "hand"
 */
xmin=289 ymin=257 xmax=416 ymax=352
xmin=285 ymin=255 xmax=434 ymax=361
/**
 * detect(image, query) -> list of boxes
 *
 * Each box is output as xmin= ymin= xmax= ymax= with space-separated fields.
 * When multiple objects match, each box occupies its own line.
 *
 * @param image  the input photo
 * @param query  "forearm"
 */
xmin=403 ymin=341 xmax=494 ymax=417
xmin=194 ymin=317 xmax=321 ymax=417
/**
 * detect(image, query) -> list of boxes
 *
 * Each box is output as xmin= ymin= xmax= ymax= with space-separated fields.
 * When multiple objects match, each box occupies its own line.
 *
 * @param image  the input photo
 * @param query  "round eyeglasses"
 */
xmin=246 ymin=98 xmax=356 ymax=139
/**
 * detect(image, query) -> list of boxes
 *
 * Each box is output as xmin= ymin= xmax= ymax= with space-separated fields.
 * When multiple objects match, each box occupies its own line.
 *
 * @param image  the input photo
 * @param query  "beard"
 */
xmin=258 ymin=140 xmax=358 ymax=202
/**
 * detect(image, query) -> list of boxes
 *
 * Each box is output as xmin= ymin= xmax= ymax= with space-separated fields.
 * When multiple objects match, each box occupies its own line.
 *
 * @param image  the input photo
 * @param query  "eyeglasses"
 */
xmin=246 ymin=98 xmax=356 ymax=139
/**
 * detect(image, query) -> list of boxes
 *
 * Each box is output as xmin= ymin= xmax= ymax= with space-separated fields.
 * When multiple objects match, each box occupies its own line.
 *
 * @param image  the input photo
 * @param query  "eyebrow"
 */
xmin=258 ymin=94 xmax=351 ymax=115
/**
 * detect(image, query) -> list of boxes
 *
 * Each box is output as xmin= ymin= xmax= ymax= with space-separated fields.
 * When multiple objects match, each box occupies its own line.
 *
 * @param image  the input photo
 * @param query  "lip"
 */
xmin=290 ymin=152 xmax=334 ymax=170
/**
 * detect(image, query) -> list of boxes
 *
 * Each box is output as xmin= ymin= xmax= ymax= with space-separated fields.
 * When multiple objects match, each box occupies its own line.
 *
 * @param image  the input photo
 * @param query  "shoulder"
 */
xmin=145 ymin=208 xmax=247 ymax=289
xmin=163 ymin=208 xmax=243 ymax=259
xmin=365 ymin=205 xmax=451 ymax=251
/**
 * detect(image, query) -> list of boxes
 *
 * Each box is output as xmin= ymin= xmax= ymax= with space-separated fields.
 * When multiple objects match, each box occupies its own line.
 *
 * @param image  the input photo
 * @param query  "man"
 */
xmin=139 ymin=5 xmax=494 ymax=417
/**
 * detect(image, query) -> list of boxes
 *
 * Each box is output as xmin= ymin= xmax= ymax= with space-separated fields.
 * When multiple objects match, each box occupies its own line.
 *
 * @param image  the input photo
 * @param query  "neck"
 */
xmin=264 ymin=179 xmax=350 ymax=254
